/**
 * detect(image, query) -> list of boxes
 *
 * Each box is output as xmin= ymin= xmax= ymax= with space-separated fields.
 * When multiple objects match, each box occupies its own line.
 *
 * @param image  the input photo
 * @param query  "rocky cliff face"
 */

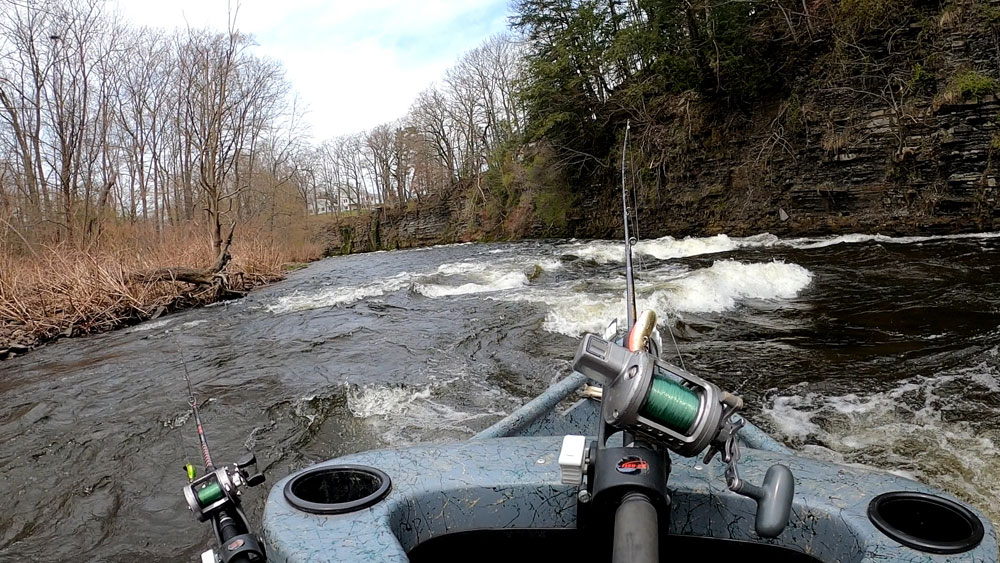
xmin=324 ymin=2 xmax=1000 ymax=254
xmin=613 ymin=91 xmax=1000 ymax=240
xmin=594 ymin=3 xmax=1000 ymax=240
xmin=320 ymin=199 xmax=463 ymax=255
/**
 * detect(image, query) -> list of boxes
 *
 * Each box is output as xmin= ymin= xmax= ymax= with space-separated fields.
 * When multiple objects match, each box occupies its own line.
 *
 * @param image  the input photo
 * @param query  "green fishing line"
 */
xmin=196 ymin=481 xmax=224 ymax=507
xmin=640 ymin=377 xmax=700 ymax=432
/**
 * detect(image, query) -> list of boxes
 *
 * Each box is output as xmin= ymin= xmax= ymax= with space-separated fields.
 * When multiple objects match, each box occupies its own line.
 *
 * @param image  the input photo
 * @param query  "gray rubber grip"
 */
xmin=613 ymin=492 xmax=658 ymax=563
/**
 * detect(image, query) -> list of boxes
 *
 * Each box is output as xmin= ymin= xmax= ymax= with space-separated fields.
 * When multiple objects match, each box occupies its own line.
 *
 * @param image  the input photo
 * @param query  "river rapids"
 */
xmin=1 ymin=232 xmax=999 ymax=561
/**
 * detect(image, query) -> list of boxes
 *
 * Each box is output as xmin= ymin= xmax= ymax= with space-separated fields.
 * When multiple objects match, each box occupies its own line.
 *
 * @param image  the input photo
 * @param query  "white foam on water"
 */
xmin=347 ymin=384 xmax=433 ymax=418
xmin=559 ymin=240 xmax=627 ymax=263
xmin=560 ymin=233 xmax=782 ymax=263
xmin=533 ymin=258 xmax=564 ymax=272
xmin=292 ymin=395 xmax=319 ymax=425
xmin=543 ymin=293 xmax=623 ymax=338
xmin=268 ymin=254 xmax=566 ymax=313
xmin=490 ymin=276 xmax=624 ymax=337
xmin=970 ymin=362 xmax=1000 ymax=392
xmin=436 ymin=261 xmax=487 ymax=275
xmin=266 ymin=272 xmax=412 ymax=314
xmin=559 ymin=232 xmax=1000 ymax=263
xmin=162 ymin=410 xmax=192 ymax=429
xmin=415 ymin=257 xmax=561 ymax=298
xmin=346 ymin=382 xmax=505 ymax=445
xmin=785 ymin=231 xmax=1000 ymax=249
xmin=762 ymin=365 xmax=1000 ymax=522
xmin=635 ymin=233 xmax=780 ymax=260
xmin=430 ymin=241 xmax=474 ymax=249
xmin=765 ymin=395 xmax=824 ymax=439
xmin=647 ymin=260 xmax=813 ymax=314
xmin=497 ymin=260 xmax=812 ymax=337
xmin=415 ymin=271 xmax=529 ymax=297
xmin=126 ymin=318 xmax=173 ymax=333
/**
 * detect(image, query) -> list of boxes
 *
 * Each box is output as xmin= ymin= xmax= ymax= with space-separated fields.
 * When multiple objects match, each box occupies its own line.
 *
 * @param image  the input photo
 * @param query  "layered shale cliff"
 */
xmin=321 ymin=200 xmax=463 ymax=254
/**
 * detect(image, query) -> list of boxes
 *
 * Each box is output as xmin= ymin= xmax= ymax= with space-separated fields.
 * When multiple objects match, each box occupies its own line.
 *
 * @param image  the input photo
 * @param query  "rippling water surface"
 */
xmin=2 ymin=233 xmax=999 ymax=561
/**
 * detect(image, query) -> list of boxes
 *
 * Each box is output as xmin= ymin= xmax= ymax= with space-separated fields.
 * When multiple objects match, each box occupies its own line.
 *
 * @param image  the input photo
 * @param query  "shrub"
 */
xmin=0 ymin=222 xmax=322 ymax=347
xmin=534 ymin=187 xmax=574 ymax=231
xmin=908 ymin=64 xmax=936 ymax=93
xmin=839 ymin=0 xmax=904 ymax=32
xmin=955 ymin=70 xmax=997 ymax=98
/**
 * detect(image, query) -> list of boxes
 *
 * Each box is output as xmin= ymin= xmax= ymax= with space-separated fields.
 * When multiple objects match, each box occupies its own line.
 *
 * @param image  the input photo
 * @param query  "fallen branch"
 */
xmin=132 ymin=222 xmax=237 ymax=286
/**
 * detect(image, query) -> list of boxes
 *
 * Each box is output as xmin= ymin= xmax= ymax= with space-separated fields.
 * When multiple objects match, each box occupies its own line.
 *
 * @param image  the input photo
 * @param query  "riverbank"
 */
xmin=0 ymin=224 xmax=323 ymax=360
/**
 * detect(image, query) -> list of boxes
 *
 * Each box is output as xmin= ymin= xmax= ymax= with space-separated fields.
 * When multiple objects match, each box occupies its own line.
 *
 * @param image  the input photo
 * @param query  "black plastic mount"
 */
xmin=213 ymin=506 xmax=267 ymax=563
xmin=219 ymin=532 xmax=266 ymax=563
xmin=590 ymin=446 xmax=671 ymax=513
xmin=578 ymin=442 xmax=671 ymax=557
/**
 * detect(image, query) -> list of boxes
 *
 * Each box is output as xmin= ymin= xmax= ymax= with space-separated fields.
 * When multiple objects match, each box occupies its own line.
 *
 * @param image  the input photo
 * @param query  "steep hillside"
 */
xmin=324 ymin=0 xmax=1000 ymax=253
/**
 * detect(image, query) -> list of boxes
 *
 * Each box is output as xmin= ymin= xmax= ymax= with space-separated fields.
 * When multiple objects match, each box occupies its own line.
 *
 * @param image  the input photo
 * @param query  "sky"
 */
xmin=112 ymin=0 xmax=512 ymax=140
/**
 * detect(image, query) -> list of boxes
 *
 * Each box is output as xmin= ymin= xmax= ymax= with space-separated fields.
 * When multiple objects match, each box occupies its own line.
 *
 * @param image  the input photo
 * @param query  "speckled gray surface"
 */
xmin=262 ymin=376 xmax=998 ymax=562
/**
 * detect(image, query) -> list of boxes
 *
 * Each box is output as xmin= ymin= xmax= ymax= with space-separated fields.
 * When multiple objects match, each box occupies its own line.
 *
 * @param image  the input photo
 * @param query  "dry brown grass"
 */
xmin=0 ymin=221 xmax=324 ymax=350
xmin=821 ymin=128 xmax=853 ymax=153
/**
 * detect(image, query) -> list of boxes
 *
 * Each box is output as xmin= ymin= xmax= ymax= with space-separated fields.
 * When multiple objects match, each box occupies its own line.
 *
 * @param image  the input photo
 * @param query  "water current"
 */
xmin=1 ymin=232 xmax=999 ymax=561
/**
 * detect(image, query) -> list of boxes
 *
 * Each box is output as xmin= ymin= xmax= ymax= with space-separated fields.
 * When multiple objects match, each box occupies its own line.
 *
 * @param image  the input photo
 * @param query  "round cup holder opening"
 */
xmin=284 ymin=465 xmax=391 ymax=514
xmin=868 ymin=491 xmax=984 ymax=554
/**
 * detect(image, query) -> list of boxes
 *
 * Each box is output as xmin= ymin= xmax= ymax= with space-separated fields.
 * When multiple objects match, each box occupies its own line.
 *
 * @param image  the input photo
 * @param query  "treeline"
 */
xmin=510 ymin=0 xmax=823 ymax=194
xmin=0 ymin=0 xmax=322 ymax=255
xmin=328 ymin=0 xmax=945 ymax=238
xmin=311 ymin=35 xmax=526 ymax=225
xmin=0 ymin=0 xmax=537 ymax=252
xmin=1 ymin=0 xmax=975 ymax=255
xmin=0 ymin=0 xmax=324 ymax=350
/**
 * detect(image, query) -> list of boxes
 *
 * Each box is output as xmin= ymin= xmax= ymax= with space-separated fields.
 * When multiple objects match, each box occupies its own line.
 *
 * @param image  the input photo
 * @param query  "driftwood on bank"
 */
xmin=131 ymin=223 xmax=246 ymax=299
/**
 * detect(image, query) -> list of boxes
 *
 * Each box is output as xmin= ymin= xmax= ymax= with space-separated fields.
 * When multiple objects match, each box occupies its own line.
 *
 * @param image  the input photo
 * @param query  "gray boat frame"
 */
xmin=262 ymin=372 xmax=999 ymax=562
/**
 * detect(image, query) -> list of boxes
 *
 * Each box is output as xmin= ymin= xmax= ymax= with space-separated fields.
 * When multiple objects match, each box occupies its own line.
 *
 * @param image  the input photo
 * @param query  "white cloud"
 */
xmin=111 ymin=0 xmax=509 ymax=139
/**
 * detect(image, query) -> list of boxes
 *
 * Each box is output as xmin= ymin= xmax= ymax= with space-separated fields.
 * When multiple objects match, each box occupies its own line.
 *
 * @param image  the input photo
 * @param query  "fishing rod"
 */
xmin=561 ymin=121 xmax=792 ymax=562
xmin=619 ymin=120 xmax=660 ymax=356
xmin=621 ymin=120 xmax=637 ymax=332
xmin=178 ymin=354 xmax=267 ymax=563
xmin=182 ymin=357 xmax=215 ymax=472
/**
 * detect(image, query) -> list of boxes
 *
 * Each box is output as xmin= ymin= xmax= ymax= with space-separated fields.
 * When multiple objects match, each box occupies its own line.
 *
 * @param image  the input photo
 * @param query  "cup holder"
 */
xmin=868 ymin=491 xmax=984 ymax=554
xmin=284 ymin=465 xmax=391 ymax=515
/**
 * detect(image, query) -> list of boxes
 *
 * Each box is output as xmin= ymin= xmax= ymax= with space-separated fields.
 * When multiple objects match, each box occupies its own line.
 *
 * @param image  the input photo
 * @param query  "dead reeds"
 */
xmin=0 ymin=222 xmax=324 ymax=354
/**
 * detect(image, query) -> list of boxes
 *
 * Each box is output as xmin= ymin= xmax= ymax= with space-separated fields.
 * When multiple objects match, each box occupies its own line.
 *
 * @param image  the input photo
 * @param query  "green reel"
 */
xmin=572 ymin=334 xmax=742 ymax=457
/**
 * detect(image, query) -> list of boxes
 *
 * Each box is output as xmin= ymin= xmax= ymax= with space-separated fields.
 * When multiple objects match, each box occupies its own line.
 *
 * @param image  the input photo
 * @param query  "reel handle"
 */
xmin=732 ymin=464 xmax=794 ymax=538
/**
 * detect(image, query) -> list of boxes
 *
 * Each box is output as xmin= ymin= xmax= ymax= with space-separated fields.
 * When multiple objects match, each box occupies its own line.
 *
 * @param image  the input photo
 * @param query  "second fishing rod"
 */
xmin=178 ymin=353 xmax=267 ymax=563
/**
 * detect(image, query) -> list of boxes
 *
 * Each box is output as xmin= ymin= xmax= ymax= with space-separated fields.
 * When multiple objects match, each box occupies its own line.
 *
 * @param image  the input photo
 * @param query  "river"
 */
xmin=1 ymin=232 xmax=998 ymax=561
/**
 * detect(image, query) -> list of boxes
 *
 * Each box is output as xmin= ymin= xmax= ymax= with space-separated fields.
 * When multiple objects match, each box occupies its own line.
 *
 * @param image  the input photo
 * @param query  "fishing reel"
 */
xmin=183 ymin=453 xmax=267 ymax=563
xmin=571 ymin=333 xmax=794 ymax=538
xmin=574 ymin=334 xmax=742 ymax=458
xmin=183 ymin=453 xmax=265 ymax=522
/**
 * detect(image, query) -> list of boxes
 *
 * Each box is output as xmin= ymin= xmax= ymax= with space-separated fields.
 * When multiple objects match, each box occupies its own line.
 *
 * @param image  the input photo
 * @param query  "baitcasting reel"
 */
xmin=183 ymin=453 xmax=265 ymax=522
xmin=573 ymin=333 xmax=742 ymax=458
xmin=571 ymin=334 xmax=794 ymax=538
xmin=183 ymin=453 xmax=267 ymax=563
